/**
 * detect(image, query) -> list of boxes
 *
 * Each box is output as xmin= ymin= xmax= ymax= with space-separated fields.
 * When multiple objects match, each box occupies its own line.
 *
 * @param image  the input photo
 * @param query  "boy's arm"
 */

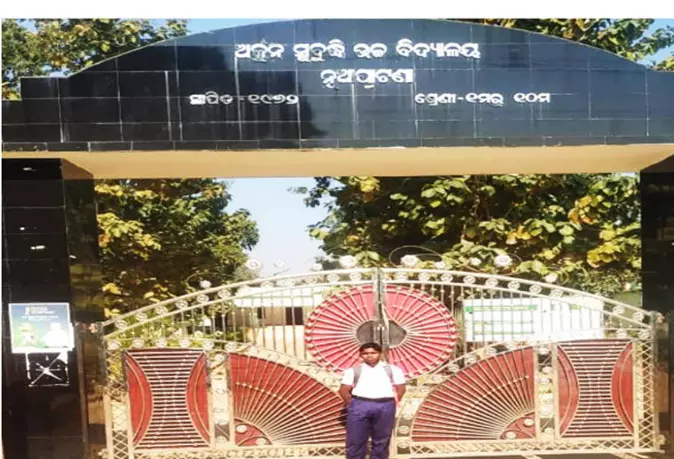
xmin=392 ymin=366 xmax=407 ymax=400
xmin=338 ymin=384 xmax=353 ymax=403
xmin=339 ymin=369 xmax=355 ymax=404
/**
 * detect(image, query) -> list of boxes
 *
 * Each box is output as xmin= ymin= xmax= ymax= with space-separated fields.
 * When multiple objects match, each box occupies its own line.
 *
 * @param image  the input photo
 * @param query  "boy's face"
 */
xmin=360 ymin=347 xmax=381 ymax=365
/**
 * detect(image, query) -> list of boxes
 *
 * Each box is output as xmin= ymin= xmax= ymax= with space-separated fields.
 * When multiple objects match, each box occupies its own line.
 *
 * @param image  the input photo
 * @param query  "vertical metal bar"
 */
xmin=219 ymin=304 xmax=226 ymax=341
xmin=485 ymin=285 xmax=491 ymax=350
xmin=75 ymin=324 xmax=90 ymax=458
xmin=375 ymin=268 xmax=390 ymax=360
xmin=385 ymin=273 xmax=396 ymax=458
xmin=634 ymin=337 xmax=641 ymax=449
xmin=241 ymin=305 xmax=249 ymax=345
xmin=179 ymin=310 xmax=186 ymax=337
xmin=282 ymin=291 xmax=288 ymax=355
xmin=122 ymin=353 xmax=135 ymax=459
xmin=371 ymin=269 xmax=379 ymax=345
xmin=650 ymin=311 xmax=660 ymax=448
xmin=230 ymin=306 xmax=237 ymax=343
xmin=533 ymin=345 xmax=541 ymax=440
xmin=209 ymin=306 xmax=216 ymax=342
xmin=552 ymin=343 xmax=561 ymax=440
xmin=259 ymin=297 xmax=267 ymax=349
xmin=226 ymin=353 xmax=236 ymax=446
xmin=193 ymin=306 xmax=200 ymax=336
xmin=302 ymin=304 xmax=309 ymax=361
xmin=206 ymin=351 xmax=216 ymax=448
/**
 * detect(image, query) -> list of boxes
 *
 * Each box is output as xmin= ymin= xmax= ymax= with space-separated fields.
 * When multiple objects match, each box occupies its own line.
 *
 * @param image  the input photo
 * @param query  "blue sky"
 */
xmin=188 ymin=19 xmax=322 ymax=276
xmin=184 ymin=18 xmax=674 ymax=276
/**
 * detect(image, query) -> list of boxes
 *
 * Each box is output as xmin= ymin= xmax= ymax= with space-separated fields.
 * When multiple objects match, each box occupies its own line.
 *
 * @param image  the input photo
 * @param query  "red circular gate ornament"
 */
xmin=305 ymin=285 xmax=457 ymax=377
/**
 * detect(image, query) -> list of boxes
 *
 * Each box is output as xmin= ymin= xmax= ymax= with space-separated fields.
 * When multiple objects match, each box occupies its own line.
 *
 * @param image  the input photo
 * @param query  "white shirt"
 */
xmin=341 ymin=362 xmax=406 ymax=399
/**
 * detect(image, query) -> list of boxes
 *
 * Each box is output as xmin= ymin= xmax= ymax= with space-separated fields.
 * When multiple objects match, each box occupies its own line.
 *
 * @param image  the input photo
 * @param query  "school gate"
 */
xmin=94 ymin=266 xmax=664 ymax=459
xmin=2 ymin=19 xmax=674 ymax=459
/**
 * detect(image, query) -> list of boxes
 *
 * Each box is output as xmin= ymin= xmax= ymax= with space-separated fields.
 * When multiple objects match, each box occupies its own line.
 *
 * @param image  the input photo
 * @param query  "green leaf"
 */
xmin=600 ymin=229 xmax=616 ymax=241
xmin=479 ymin=185 xmax=496 ymax=196
xmin=531 ymin=260 xmax=546 ymax=274
xmin=424 ymin=218 xmax=446 ymax=230
xmin=2 ymin=19 xmax=188 ymax=98
xmin=559 ymin=226 xmax=574 ymax=236
xmin=448 ymin=179 xmax=468 ymax=190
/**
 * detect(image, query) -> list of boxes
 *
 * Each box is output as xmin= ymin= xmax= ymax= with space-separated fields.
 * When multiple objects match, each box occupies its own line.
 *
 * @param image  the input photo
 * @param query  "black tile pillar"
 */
xmin=641 ymin=153 xmax=674 ymax=447
xmin=62 ymin=162 xmax=105 ymax=323
xmin=2 ymin=158 xmax=102 ymax=459
xmin=642 ymin=155 xmax=674 ymax=314
xmin=62 ymin=162 xmax=107 ymax=456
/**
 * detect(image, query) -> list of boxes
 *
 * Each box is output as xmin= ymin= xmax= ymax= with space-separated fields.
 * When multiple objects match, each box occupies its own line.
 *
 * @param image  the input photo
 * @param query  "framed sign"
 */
xmin=9 ymin=302 xmax=74 ymax=354
xmin=463 ymin=297 xmax=604 ymax=343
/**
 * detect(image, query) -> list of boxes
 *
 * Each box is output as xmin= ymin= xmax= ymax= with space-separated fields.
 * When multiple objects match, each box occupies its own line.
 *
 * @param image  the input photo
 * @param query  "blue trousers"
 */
xmin=346 ymin=398 xmax=396 ymax=459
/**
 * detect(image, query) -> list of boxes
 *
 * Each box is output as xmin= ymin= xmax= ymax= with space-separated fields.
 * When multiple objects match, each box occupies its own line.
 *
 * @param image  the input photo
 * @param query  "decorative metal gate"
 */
xmin=95 ymin=267 xmax=665 ymax=459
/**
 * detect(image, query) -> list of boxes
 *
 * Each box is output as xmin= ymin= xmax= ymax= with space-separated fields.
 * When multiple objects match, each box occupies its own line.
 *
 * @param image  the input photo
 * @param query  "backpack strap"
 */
xmin=352 ymin=365 xmax=362 ymax=387
xmin=383 ymin=363 xmax=400 ymax=406
xmin=382 ymin=363 xmax=394 ymax=385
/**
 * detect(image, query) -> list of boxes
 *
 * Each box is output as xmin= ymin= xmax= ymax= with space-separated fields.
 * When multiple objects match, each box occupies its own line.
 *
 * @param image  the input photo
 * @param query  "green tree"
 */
xmin=2 ymin=19 xmax=187 ymax=99
xmin=96 ymin=180 xmax=259 ymax=315
xmin=298 ymin=175 xmax=640 ymax=297
xmin=464 ymin=19 xmax=673 ymax=68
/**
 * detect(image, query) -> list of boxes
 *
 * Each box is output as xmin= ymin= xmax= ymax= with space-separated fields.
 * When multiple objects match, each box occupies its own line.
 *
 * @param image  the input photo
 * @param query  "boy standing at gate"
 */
xmin=338 ymin=342 xmax=406 ymax=459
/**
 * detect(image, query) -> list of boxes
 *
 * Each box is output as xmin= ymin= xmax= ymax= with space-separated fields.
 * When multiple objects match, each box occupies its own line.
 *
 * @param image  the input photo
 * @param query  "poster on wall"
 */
xmin=9 ymin=302 xmax=74 ymax=354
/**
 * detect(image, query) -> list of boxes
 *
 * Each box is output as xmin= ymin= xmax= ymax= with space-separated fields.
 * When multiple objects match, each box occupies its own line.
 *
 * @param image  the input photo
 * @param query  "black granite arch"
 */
xmin=3 ymin=19 xmax=674 ymax=153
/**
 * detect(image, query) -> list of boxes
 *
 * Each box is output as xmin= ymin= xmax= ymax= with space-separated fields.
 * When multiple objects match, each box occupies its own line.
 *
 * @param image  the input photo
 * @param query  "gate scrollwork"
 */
xmin=97 ymin=268 xmax=662 ymax=459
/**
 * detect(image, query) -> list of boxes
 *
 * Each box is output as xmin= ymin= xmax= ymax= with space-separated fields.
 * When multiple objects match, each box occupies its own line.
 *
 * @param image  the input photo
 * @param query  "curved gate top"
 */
xmin=94 ymin=267 xmax=665 ymax=459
